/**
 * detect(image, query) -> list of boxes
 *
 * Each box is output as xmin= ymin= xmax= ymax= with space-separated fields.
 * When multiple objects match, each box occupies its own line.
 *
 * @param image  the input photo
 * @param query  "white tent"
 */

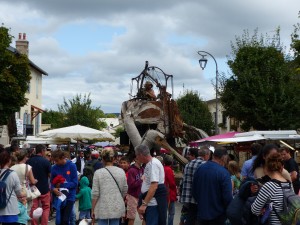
xmin=38 ymin=125 xmax=115 ymax=141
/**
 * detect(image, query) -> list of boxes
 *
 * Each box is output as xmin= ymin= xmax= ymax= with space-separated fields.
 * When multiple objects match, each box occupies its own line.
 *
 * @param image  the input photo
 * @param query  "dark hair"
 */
xmin=188 ymin=148 xmax=199 ymax=158
xmin=35 ymin=144 xmax=46 ymax=154
xmin=120 ymin=156 xmax=130 ymax=163
xmin=250 ymin=143 xmax=262 ymax=156
xmin=163 ymin=155 xmax=173 ymax=166
xmin=0 ymin=151 xmax=11 ymax=168
xmin=228 ymin=154 xmax=235 ymax=161
xmin=213 ymin=148 xmax=228 ymax=159
xmin=279 ymin=146 xmax=290 ymax=154
xmin=266 ymin=152 xmax=284 ymax=172
xmin=51 ymin=150 xmax=67 ymax=160
xmin=251 ymin=143 xmax=279 ymax=173
xmin=10 ymin=144 xmax=19 ymax=152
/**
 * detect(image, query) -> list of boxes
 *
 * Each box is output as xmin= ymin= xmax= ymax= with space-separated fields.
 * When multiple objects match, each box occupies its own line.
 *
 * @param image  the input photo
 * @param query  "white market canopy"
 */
xmin=38 ymin=124 xmax=115 ymax=141
xmin=205 ymin=130 xmax=300 ymax=143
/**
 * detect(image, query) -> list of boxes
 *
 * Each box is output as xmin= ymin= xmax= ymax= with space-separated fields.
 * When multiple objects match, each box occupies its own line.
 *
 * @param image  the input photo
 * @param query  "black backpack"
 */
xmin=0 ymin=169 xmax=13 ymax=209
xmin=82 ymin=160 xmax=98 ymax=187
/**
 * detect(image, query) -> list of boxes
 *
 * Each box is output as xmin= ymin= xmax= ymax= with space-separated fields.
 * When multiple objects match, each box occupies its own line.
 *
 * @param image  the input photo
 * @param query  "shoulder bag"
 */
xmin=25 ymin=164 xmax=41 ymax=200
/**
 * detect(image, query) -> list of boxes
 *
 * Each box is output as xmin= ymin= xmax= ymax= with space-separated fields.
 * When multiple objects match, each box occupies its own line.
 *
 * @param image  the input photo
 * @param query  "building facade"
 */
xmin=206 ymin=98 xmax=241 ymax=134
xmin=13 ymin=33 xmax=48 ymax=137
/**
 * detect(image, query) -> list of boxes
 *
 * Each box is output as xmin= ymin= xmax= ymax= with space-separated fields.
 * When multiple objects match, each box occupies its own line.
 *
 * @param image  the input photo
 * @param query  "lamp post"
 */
xmin=197 ymin=51 xmax=219 ymax=134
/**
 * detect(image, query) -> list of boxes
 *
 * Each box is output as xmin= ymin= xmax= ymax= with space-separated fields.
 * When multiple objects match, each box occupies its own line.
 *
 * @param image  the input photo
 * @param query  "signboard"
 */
xmin=0 ymin=125 xmax=8 ymax=138
xmin=16 ymin=119 xmax=23 ymax=136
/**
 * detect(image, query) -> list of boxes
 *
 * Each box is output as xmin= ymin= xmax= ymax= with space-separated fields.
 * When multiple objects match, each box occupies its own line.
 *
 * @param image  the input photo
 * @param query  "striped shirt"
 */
xmin=251 ymin=181 xmax=288 ymax=224
xmin=180 ymin=157 xmax=204 ymax=204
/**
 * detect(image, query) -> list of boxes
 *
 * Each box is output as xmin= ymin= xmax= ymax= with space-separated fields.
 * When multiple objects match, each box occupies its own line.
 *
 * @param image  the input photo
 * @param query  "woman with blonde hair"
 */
xmin=92 ymin=148 xmax=128 ymax=225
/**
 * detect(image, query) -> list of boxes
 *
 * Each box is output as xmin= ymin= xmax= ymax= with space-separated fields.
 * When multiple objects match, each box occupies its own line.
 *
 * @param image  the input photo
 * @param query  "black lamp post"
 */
xmin=197 ymin=51 xmax=219 ymax=134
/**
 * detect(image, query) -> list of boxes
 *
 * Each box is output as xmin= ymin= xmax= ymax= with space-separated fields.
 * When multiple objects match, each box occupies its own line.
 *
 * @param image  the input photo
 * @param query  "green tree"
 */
xmin=220 ymin=29 xmax=300 ymax=130
xmin=114 ymin=126 xmax=124 ymax=138
xmin=0 ymin=26 xmax=31 ymax=131
xmin=176 ymin=90 xmax=214 ymax=135
xmin=42 ymin=109 xmax=64 ymax=129
xmin=58 ymin=93 xmax=107 ymax=130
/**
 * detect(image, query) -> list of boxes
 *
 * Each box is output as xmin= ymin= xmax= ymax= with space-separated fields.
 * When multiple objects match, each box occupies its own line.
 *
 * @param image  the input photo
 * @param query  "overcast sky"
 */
xmin=0 ymin=0 xmax=299 ymax=113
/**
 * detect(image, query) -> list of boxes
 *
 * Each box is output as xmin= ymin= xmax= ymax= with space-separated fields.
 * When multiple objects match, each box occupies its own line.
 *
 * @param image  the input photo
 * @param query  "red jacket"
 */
xmin=164 ymin=165 xmax=177 ymax=202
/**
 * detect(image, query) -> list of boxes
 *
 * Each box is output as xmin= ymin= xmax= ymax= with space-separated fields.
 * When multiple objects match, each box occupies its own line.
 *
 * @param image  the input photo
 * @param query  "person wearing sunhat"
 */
xmin=143 ymin=81 xmax=156 ymax=100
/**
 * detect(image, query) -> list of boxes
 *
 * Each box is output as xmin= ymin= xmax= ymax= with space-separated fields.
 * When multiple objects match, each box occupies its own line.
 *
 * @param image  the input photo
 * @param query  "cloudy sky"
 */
xmin=0 ymin=0 xmax=299 ymax=113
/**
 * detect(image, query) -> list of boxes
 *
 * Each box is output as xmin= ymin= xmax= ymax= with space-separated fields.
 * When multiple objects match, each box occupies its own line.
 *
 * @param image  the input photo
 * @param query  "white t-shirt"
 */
xmin=141 ymin=157 xmax=165 ymax=206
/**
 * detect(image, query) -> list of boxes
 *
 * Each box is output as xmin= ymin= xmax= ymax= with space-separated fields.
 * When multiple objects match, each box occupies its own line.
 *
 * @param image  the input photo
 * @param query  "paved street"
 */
xmin=48 ymin=200 xmax=182 ymax=225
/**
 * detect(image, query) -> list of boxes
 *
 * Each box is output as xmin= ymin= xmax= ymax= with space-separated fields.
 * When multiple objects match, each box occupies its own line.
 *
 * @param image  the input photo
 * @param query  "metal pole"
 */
xmin=197 ymin=51 xmax=219 ymax=134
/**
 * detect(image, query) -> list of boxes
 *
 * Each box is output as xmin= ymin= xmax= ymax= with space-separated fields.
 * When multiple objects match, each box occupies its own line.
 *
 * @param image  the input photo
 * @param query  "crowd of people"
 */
xmin=0 ymin=141 xmax=299 ymax=225
xmin=0 ymin=143 xmax=177 ymax=225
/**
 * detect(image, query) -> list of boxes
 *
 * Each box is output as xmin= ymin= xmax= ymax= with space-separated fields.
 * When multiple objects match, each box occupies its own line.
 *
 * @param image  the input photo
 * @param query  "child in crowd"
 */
xmin=17 ymin=191 xmax=31 ymax=225
xmin=119 ymin=156 xmax=131 ymax=178
xmin=76 ymin=176 xmax=92 ymax=220
xmin=227 ymin=160 xmax=242 ymax=196
xmin=163 ymin=155 xmax=177 ymax=225
xmin=126 ymin=157 xmax=144 ymax=225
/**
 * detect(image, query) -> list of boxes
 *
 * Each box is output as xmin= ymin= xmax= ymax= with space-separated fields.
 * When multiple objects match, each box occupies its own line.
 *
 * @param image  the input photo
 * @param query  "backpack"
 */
xmin=272 ymin=180 xmax=300 ymax=225
xmin=82 ymin=160 xmax=98 ymax=187
xmin=0 ymin=169 xmax=13 ymax=209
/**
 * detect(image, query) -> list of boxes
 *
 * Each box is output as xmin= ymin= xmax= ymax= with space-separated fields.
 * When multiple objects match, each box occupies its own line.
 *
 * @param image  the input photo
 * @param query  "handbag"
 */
xmin=24 ymin=164 xmax=41 ymax=200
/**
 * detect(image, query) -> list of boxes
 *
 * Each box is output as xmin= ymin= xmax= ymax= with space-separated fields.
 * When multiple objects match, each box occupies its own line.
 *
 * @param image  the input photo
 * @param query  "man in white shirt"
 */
xmin=135 ymin=144 xmax=167 ymax=225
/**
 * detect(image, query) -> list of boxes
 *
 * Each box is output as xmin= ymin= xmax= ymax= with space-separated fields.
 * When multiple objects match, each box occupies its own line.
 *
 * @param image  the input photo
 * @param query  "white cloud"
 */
xmin=1 ymin=0 xmax=299 ymax=113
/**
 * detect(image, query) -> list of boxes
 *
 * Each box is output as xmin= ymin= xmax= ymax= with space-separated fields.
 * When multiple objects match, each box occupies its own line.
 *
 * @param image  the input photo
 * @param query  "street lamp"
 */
xmin=197 ymin=51 xmax=219 ymax=134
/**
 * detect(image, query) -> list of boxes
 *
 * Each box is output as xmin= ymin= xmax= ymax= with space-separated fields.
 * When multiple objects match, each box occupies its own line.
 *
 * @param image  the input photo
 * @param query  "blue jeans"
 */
xmin=79 ymin=210 xmax=91 ymax=219
xmin=145 ymin=206 xmax=159 ymax=225
xmin=168 ymin=201 xmax=175 ymax=225
xmin=97 ymin=218 xmax=119 ymax=225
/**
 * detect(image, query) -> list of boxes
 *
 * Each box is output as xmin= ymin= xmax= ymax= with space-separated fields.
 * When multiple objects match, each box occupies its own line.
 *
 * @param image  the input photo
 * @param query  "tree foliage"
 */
xmin=220 ymin=29 xmax=300 ymax=130
xmin=176 ymin=90 xmax=214 ymax=135
xmin=56 ymin=93 xmax=107 ymax=130
xmin=42 ymin=110 xmax=65 ymax=129
xmin=0 ymin=26 xmax=31 ymax=126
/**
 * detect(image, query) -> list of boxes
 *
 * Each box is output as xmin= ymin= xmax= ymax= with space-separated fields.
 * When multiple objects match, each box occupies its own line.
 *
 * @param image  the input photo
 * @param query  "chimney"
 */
xmin=16 ymin=32 xmax=29 ymax=55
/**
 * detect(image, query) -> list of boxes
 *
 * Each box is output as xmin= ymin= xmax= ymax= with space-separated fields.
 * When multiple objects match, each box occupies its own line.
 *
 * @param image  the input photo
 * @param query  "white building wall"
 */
xmin=18 ymin=68 xmax=43 ymax=136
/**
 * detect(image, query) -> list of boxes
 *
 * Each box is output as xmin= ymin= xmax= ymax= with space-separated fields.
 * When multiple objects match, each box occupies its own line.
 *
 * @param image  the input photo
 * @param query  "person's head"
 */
xmin=79 ymin=150 xmax=85 ymax=158
xmin=198 ymin=146 xmax=211 ymax=161
xmin=101 ymin=148 xmax=117 ymax=164
xmin=10 ymin=144 xmax=20 ymax=153
xmin=227 ymin=160 xmax=240 ymax=176
xmin=187 ymin=148 xmax=198 ymax=161
xmin=212 ymin=148 xmax=228 ymax=167
xmin=250 ymin=143 xmax=262 ymax=156
xmin=144 ymin=81 xmax=153 ymax=89
xmin=35 ymin=144 xmax=47 ymax=156
xmin=163 ymin=154 xmax=173 ymax=166
xmin=266 ymin=152 xmax=284 ymax=173
xmin=135 ymin=144 xmax=151 ymax=164
xmin=15 ymin=150 xmax=28 ymax=163
xmin=279 ymin=146 xmax=292 ymax=161
xmin=0 ymin=150 xmax=11 ymax=168
xmin=251 ymin=143 xmax=279 ymax=173
xmin=51 ymin=150 xmax=67 ymax=165
xmin=45 ymin=151 xmax=52 ymax=161
xmin=228 ymin=154 xmax=235 ymax=161
xmin=91 ymin=150 xmax=100 ymax=160
xmin=119 ymin=156 xmax=131 ymax=171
